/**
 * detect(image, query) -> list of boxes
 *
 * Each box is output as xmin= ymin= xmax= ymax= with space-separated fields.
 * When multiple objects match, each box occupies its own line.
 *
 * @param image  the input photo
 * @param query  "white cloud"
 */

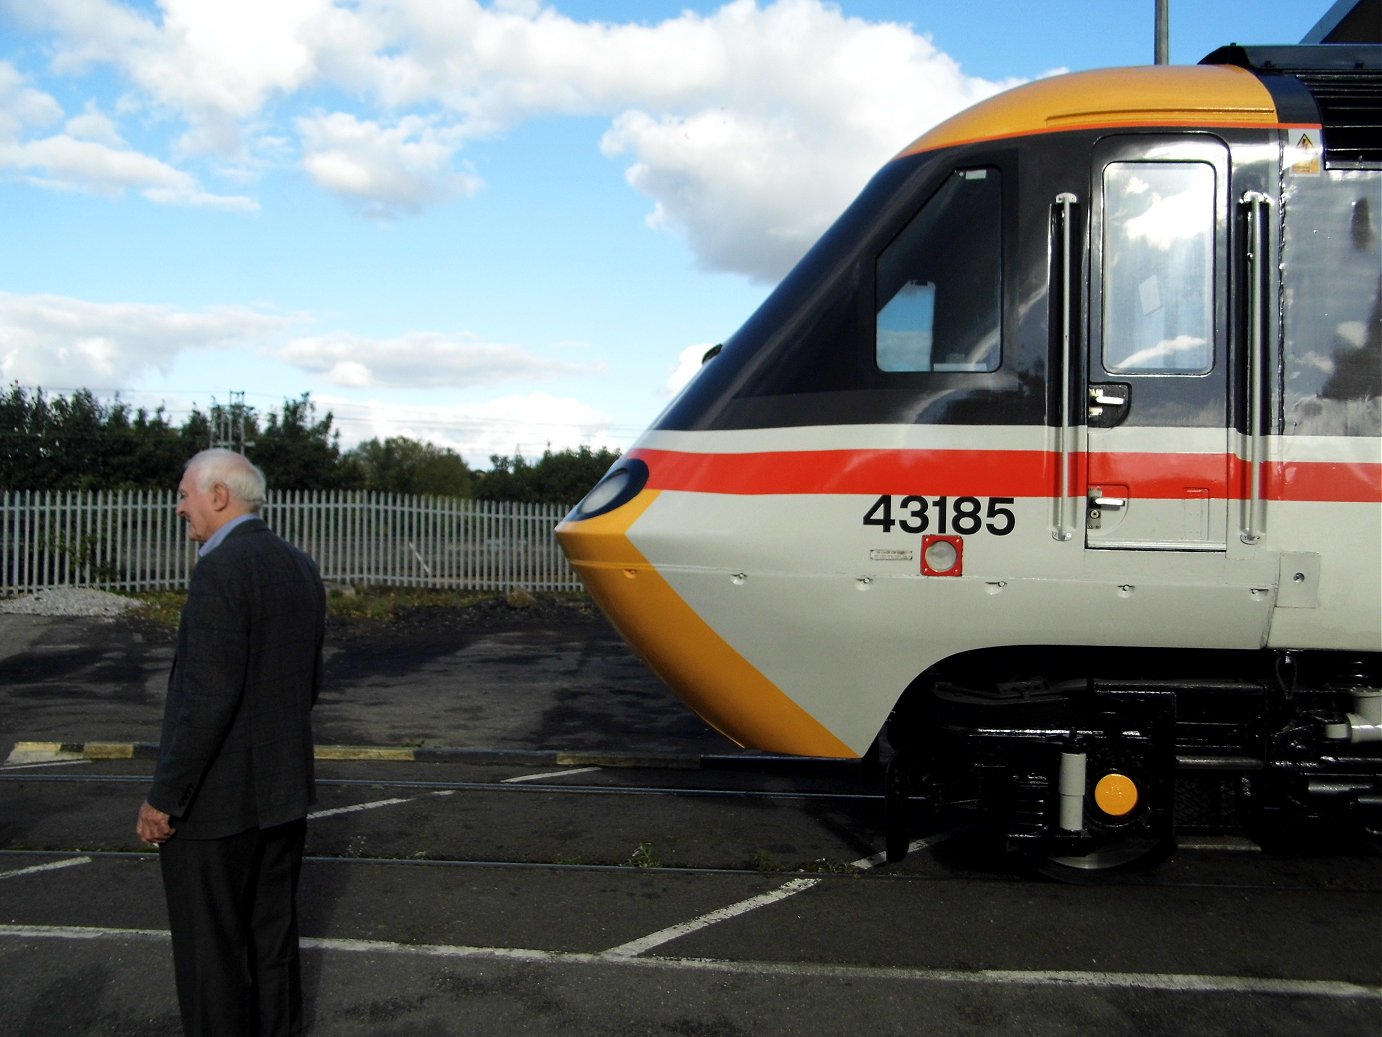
xmin=278 ymin=330 xmax=601 ymax=389
xmin=320 ymin=390 xmax=625 ymax=465
xmin=0 ymin=292 xmax=298 ymax=386
xmin=306 ymin=0 xmax=1021 ymax=275
xmin=6 ymin=0 xmax=325 ymax=151
xmin=0 ymin=133 xmax=258 ymax=209
xmin=141 ymin=183 xmax=261 ymax=210
xmin=597 ymin=1 xmax=1021 ymax=279
xmin=64 ymin=102 xmax=125 ymax=147
xmin=0 ymin=59 xmax=258 ymax=208
xmin=664 ymin=341 xmax=718 ymax=398
xmin=297 ymin=111 xmax=482 ymax=217
xmin=3 ymin=133 xmax=180 ymax=191
xmin=5 ymin=1 xmax=1025 ymax=276
xmin=0 ymin=61 xmax=63 ymax=139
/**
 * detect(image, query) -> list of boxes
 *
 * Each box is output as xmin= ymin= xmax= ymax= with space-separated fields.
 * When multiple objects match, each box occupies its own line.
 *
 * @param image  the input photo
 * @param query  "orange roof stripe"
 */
xmin=898 ymin=65 xmax=1285 ymax=157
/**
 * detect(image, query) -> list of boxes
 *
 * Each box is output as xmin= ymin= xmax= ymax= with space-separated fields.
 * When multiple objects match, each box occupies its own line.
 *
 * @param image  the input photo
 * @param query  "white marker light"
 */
xmin=921 ymin=535 xmax=964 ymax=576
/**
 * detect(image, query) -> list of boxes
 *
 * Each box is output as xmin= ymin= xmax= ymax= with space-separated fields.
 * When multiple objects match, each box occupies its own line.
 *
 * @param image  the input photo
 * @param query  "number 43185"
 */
xmin=862 ymin=495 xmax=1016 ymax=536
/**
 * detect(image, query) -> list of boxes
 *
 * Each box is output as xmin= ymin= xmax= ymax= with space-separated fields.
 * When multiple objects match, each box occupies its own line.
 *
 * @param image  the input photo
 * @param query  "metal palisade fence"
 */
xmin=0 ymin=490 xmax=581 ymax=595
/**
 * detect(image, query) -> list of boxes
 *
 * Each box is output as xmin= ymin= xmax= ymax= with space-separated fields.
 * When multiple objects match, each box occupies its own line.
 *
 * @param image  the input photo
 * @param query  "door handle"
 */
xmin=1087 ymin=489 xmax=1126 ymax=530
xmin=1088 ymin=383 xmax=1132 ymax=428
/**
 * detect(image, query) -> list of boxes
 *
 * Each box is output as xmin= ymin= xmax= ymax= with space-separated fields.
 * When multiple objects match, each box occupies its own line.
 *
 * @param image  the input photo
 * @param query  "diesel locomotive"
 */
xmin=557 ymin=5 xmax=1382 ymax=874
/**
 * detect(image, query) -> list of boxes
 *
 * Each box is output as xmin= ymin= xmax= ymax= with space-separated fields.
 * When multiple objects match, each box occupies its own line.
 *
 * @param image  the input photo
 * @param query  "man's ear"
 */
xmin=210 ymin=483 xmax=232 ymax=511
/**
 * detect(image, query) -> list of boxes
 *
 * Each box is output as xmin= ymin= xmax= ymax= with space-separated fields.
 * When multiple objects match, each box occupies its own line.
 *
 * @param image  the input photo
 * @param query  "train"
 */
xmin=557 ymin=2 xmax=1381 ymax=876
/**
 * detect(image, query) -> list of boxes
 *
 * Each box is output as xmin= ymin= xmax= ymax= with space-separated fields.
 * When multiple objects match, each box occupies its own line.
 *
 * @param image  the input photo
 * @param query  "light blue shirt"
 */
xmin=199 ymin=513 xmax=261 ymax=557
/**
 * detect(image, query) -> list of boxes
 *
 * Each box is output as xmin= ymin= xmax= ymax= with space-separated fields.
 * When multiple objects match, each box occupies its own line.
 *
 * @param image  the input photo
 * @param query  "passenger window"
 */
xmin=876 ymin=168 xmax=1001 ymax=373
xmin=1102 ymin=161 xmax=1214 ymax=373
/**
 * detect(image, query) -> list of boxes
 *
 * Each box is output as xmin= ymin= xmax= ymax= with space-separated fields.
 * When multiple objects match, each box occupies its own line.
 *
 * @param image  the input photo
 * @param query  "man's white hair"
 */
xmin=185 ymin=449 xmax=267 ymax=511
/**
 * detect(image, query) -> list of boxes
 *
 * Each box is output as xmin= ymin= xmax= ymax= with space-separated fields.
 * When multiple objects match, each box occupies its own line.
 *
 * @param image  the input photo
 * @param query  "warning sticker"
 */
xmin=1288 ymin=129 xmax=1322 ymax=176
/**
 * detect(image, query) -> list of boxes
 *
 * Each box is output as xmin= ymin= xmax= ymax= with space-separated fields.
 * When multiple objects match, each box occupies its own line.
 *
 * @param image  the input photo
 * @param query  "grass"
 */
xmin=321 ymin=586 xmax=496 ymax=622
xmin=126 ymin=591 xmax=189 ymax=628
xmin=125 ymin=586 xmax=570 ymax=628
xmin=626 ymin=841 xmax=663 ymax=868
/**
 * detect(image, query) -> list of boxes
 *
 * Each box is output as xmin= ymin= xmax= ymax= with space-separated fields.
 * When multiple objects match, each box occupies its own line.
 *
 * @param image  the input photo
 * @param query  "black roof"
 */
xmin=1201 ymin=43 xmax=1381 ymax=167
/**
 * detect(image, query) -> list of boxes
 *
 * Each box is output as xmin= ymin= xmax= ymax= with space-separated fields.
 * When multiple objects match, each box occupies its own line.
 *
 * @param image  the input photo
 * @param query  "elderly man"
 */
xmin=136 ymin=448 xmax=326 ymax=1037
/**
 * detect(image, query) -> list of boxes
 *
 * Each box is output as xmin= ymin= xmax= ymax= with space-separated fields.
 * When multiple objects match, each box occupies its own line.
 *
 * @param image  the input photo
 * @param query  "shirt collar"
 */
xmin=199 ymin=513 xmax=260 ymax=557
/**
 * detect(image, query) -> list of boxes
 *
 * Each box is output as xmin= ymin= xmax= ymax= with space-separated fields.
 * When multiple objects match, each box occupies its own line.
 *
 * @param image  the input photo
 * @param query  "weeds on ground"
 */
xmin=627 ymin=841 xmax=663 ymax=868
xmin=127 ymin=591 xmax=187 ymax=628
xmin=323 ymin=586 xmax=495 ymax=622
xmin=126 ymin=586 xmax=582 ymax=628
xmin=754 ymin=849 xmax=856 ymax=874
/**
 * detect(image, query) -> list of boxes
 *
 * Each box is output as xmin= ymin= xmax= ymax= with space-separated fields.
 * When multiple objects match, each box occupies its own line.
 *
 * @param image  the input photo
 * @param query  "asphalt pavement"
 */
xmin=2 ymin=602 xmax=1379 ymax=1037
xmin=0 ymin=599 xmax=736 ymax=761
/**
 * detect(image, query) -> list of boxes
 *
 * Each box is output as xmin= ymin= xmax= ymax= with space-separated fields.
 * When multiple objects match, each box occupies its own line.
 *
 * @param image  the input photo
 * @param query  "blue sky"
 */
xmin=0 ymin=1 xmax=1326 ymax=465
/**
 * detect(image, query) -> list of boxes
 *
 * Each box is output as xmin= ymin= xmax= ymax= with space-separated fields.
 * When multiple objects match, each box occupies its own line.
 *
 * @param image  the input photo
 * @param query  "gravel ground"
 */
xmin=0 ymin=587 xmax=143 ymax=617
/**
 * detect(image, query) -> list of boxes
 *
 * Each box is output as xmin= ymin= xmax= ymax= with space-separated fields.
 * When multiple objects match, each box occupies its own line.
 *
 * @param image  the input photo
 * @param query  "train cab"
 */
xmin=559 ymin=18 xmax=1381 ymax=874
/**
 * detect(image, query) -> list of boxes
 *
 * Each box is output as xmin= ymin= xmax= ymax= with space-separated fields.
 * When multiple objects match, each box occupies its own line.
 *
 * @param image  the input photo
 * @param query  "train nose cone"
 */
xmin=556 ymin=471 xmax=855 ymax=759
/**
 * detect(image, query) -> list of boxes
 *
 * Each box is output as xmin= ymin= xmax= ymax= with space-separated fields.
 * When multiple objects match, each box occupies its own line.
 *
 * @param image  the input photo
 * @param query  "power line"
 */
xmin=27 ymin=386 xmax=649 ymax=437
xmin=210 ymin=391 xmax=255 ymax=454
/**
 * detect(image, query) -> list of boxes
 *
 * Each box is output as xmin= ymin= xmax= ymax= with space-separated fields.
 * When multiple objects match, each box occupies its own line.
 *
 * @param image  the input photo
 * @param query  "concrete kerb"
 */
xmin=3 ymin=741 xmax=863 ymax=777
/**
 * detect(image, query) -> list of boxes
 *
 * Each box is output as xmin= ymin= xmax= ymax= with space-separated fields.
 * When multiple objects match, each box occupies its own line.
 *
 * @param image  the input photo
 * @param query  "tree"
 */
xmin=346 ymin=437 xmax=473 ymax=497
xmin=101 ymin=398 xmax=185 ymax=488
xmin=249 ymin=394 xmax=351 ymax=491
xmin=472 ymin=446 xmax=620 ymax=504
xmin=45 ymin=389 xmax=105 ymax=487
xmin=1 ymin=383 xmax=621 ymax=502
xmin=0 ymin=384 xmax=183 ymax=489
xmin=0 ymin=383 xmax=52 ymax=487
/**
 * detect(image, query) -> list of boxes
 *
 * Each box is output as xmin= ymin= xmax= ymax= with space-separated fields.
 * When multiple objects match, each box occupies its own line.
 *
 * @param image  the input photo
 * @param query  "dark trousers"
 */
xmin=159 ymin=818 xmax=307 ymax=1037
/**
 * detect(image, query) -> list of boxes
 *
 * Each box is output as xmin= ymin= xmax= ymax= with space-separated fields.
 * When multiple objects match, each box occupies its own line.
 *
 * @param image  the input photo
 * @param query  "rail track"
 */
xmin=3 ymin=759 xmax=1377 ymax=890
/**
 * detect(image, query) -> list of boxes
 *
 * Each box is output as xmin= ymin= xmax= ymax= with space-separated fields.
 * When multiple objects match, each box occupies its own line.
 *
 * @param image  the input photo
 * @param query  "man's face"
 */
xmin=176 ymin=470 xmax=225 ymax=543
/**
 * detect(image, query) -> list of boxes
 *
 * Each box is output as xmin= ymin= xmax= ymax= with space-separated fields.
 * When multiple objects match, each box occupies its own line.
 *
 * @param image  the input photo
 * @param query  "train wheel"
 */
xmin=884 ymin=753 xmax=911 ymax=863
xmin=1034 ymin=835 xmax=1175 ymax=883
xmin=1034 ymin=764 xmax=1175 ymax=881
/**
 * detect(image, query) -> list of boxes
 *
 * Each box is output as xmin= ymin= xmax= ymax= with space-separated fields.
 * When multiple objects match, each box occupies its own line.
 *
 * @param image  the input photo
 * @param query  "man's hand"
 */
xmin=136 ymin=801 xmax=175 ymax=845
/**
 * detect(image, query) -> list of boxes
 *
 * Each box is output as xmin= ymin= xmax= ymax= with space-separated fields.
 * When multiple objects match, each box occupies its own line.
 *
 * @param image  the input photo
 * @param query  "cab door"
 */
xmin=1085 ymin=136 xmax=1231 ymax=551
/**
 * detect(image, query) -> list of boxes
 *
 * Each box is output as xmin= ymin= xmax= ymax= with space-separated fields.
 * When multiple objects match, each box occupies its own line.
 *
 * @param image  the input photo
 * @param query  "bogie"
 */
xmin=883 ymin=649 xmax=1381 ymax=876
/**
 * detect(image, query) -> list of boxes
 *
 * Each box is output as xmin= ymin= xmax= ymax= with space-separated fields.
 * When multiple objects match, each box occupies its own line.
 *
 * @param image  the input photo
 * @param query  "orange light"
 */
xmin=1093 ymin=773 xmax=1139 ymax=816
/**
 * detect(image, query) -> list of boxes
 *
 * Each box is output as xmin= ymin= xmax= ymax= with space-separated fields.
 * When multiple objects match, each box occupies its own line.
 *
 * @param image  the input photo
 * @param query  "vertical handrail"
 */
xmin=1240 ymin=191 xmax=1271 ymax=544
xmin=1052 ymin=192 xmax=1079 ymax=541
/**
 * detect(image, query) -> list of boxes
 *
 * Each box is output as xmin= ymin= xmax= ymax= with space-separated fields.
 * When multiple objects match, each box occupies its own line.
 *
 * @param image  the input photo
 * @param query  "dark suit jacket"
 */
xmin=148 ymin=518 xmax=327 ymax=839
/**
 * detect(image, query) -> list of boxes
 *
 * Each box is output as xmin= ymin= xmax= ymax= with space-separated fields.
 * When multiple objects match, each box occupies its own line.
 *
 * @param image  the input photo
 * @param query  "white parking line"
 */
xmin=0 ymin=857 xmax=93 ymax=881
xmin=850 ymin=827 xmax=968 ymax=871
xmin=501 ymin=767 xmax=603 ymax=784
xmin=309 ymin=790 xmax=454 ymax=821
xmin=603 ymin=877 xmax=821 ymax=957
xmin=0 ymin=758 xmax=94 ymax=771
xmin=3 ymin=924 xmax=1379 ymax=1001
xmin=600 ymin=827 xmax=966 ymax=959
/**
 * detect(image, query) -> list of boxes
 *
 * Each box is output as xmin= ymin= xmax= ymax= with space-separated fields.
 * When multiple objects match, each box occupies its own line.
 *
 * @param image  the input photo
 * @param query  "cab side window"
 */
xmin=1102 ymin=161 xmax=1214 ymax=374
xmin=876 ymin=168 xmax=1002 ymax=373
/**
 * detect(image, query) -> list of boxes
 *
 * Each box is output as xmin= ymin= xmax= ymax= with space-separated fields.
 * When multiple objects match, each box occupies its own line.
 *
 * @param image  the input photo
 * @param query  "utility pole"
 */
xmin=1155 ymin=0 xmax=1170 ymax=64
xmin=210 ymin=391 xmax=255 ymax=454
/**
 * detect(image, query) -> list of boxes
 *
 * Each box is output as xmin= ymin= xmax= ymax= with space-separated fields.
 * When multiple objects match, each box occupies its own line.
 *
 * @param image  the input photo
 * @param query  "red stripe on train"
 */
xmin=631 ymin=448 xmax=1381 ymax=503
